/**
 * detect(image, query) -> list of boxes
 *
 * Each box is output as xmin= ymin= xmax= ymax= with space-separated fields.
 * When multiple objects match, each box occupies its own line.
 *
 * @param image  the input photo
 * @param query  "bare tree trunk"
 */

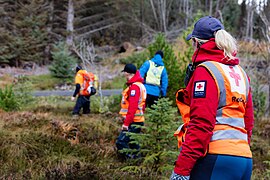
xmin=150 ymin=0 xmax=159 ymax=30
xmin=215 ymin=0 xmax=221 ymax=17
xmin=161 ymin=0 xmax=167 ymax=33
xmin=209 ymin=0 xmax=213 ymax=16
xmin=245 ymin=0 xmax=256 ymax=41
xmin=44 ymin=0 xmax=54 ymax=65
xmin=258 ymin=9 xmax=270 ymax=116
xmin=66 ymin=0 xmax=74 ymax=46
xmin=183 ymin=0 xmax=189 ymax=28
xmin=98 ymin=64 xmax=103 ymax=113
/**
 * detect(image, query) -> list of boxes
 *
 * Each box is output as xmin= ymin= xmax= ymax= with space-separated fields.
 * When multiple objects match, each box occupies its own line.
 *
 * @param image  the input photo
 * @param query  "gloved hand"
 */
xmin=71 ymin=96 xmax=75 ymax=101
xmin=122 ymin=124 xmax=129 ymax=131
xmin=170 ymin=171 xmax=190 ymax=180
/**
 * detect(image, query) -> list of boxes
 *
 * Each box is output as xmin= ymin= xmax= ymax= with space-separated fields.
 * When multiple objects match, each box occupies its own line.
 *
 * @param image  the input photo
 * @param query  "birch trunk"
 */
xmin=66 ymin=0 xmax=74 ymax=46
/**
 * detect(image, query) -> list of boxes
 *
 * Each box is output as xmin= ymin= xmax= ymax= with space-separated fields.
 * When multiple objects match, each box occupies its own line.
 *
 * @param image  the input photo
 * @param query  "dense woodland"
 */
xmin=0 ymin=0 xmax=270 ymax=179
xmin=0 ymin=0 xmax=269 ymax=67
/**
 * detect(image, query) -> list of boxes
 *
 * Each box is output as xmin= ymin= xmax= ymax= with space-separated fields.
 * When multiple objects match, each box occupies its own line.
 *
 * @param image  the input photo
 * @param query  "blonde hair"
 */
xmin=215 ymin=29 xmax=237 ymax=60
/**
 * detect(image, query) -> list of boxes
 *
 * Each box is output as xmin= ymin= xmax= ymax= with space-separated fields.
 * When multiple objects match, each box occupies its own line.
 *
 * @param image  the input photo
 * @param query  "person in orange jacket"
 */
xmin=71 ymin=65 xmax=95 ymax=116
xmin=116 ymin=63 xmax=147 ymax=160
xmin=170 ymin=16 xmax=254 ymax=180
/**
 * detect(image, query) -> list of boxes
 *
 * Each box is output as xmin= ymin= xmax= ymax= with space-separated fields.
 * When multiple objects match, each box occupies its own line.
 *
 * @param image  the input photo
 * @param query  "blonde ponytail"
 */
xmin=215 ymin=29 xmax=237 ymax=60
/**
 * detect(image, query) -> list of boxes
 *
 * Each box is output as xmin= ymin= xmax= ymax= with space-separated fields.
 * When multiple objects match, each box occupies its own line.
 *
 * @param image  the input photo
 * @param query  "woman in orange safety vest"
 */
xmin=170 ymin=16 xmax=254 ymax=180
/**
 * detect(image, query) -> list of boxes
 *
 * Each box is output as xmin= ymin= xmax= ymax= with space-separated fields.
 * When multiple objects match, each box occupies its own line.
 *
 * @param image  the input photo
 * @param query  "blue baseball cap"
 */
xmin=186 ymin=16 xmax=224 ymax=41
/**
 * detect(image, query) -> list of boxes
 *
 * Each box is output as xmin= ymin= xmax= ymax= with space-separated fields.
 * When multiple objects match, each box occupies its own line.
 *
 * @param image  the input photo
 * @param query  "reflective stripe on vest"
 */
xmin=199 ymin=61 xmax=252 ymax=157
xmin=119 ymin=82 xmax=146 ymax=122
xmin=145 ymin=60 xmax=164 ymax=86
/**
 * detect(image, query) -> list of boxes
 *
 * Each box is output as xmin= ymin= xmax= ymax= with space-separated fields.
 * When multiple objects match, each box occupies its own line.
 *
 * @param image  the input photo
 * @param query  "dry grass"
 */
xmin=1 ymin=102 xmax=269 ymax=179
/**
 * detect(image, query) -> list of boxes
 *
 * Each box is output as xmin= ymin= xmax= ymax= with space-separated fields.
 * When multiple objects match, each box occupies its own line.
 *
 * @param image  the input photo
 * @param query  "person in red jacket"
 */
xmin=116 ymin=63 xmax=147 ymax=160
xmin=171 ymin=16 xmax=254 ymax=180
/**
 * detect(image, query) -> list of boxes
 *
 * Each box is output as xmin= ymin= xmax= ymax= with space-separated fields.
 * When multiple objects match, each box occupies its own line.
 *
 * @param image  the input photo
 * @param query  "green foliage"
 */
xmin=102 ymin=76 xmax=126 ymax=89
xmin=147 ymin=34 xmax=186 ymax=101
xmin=119 ymin=34 xmax=189 ymax=102
xmin=0 ymin=0 xmax=49 ymax=66
xmin=49 ymin=42 xmax=78 ymax=80
xmin=121 ymin=98 xmax=179 ymax=177
xmin=0 ymin=76 xmax=36 ymax=112
xmin=263 ymin=161 xmax=270 ymax=179
xmin=13 ymin=76 xmax=35 ymax=106
xmin=90 ymin=95 xmax=122 ymax=113
xmin=250 ymin=116 xmax=270 ymax=180
xmin=27 ymin=74 xmax=63 ymax=90
xmin=0 ymin=85 xmax=20 ymax=111
xmin=252 ymin=82 xmax=266 ymax=119
xmin=119 ymin=51 xmax=149 ymax=67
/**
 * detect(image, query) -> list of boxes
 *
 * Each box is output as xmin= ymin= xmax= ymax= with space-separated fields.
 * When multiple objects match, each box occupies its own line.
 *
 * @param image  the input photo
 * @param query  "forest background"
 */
xmin=0 ymin=0 xmax=270 ymax=179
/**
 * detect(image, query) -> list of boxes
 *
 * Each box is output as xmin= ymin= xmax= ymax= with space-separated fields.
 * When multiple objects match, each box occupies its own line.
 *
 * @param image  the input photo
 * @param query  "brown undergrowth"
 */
xmin=0 ymin=106 xmax=130 ymax=179
xmin=0 ymin=96 xmax=270 ymax=179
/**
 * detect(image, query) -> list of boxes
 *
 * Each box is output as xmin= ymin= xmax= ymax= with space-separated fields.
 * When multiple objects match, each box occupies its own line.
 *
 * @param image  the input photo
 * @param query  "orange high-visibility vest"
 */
xmin=174 ymin=88 xmax=190 ymax=148
xmin=174 ymin=61 xmax=252 ymax=158
xmin=199 ymin=61 xmax=251 ymax=157
xmin=119 ymin=82 xmax=146 ymax=122
xmin=75 ymin=70 xmax=95 ymax=96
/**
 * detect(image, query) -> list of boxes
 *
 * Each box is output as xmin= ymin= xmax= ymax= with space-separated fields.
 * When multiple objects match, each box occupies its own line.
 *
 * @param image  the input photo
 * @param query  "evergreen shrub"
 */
xmin=121 ymin=98 xmax=179 ymax=177
xmin=49 ymin=42 xmax=77 ymax=81
xmin=119 ymin=51 xmax=149 ymax=67
xmin=0 ymin=85 xmax=20 ymax=111
xmin=146 ymin=34 xmax=187 ymax=101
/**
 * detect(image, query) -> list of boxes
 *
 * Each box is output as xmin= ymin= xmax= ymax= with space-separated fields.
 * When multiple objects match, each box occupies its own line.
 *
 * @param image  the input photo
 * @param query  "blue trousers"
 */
xmin=116 ymin=122 xmax=144 ymax=158
xmin=190 ymin=154 xmax=252 ymax=180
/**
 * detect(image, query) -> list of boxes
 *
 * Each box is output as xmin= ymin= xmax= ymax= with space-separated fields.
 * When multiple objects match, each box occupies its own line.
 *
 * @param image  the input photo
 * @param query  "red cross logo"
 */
xmin=229 ymin=66 xmax=241 ymax=86
xmin=197 ymin=83 xmax=203 ymax=89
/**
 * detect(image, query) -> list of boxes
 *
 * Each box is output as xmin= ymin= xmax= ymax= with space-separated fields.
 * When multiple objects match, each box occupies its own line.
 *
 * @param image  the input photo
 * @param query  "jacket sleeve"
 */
xmin=160 ymin=68 xmax=168 ymax=96
xmin=73 ymin=84 xmax=81 ymax=97
xmin=244 ymin=86 xmax=255 ymax=144
xmin=174 ymin=66 xmax=218 ymax=176
xmin=139 ymin=61 xmax=150 ymax=80
xmin=123 ymin=84 xmax=141 ymax=127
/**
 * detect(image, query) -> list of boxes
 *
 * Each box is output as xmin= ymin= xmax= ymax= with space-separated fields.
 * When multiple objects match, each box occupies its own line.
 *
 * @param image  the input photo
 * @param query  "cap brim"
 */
xmin=186 ymin=33 xmax=192 ymax=41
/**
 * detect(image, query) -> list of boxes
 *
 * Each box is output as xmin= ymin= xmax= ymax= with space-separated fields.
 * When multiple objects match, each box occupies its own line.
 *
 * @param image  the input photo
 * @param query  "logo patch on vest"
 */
xmin=130 ymin=90 xmax=136 ymax=96
xmin=193 ymin=81 xmax=206 ymax=98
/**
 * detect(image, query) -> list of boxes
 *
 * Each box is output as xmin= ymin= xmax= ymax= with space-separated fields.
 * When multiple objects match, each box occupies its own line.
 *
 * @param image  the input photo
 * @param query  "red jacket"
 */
xmin=174 ymin=39 xmax=254 ymax=176
xmin=123 ymin=71 xmax=145 ymax=126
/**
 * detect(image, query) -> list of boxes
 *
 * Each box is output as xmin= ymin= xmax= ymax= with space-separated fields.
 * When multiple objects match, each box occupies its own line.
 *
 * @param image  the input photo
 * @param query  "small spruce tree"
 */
xmin=146 ymin=34 xmax=187 ymax=102
xmin=49 ymin=42 xmax=77 ymax=81
xmin=121 ymin=98 xmax=179 ymax=178
xmin=0 ymin=85 xmax=20 ymax=111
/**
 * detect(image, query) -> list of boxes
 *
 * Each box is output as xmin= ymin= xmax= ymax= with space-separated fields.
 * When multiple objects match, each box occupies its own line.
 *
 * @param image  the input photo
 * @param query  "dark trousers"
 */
xmin=146 ymin=94 xmax=159 ymax=109
xmin=116 ymin=122 xmax=144 ymax=159
xmin=72 ymin=95 xmax=90 ymax=115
